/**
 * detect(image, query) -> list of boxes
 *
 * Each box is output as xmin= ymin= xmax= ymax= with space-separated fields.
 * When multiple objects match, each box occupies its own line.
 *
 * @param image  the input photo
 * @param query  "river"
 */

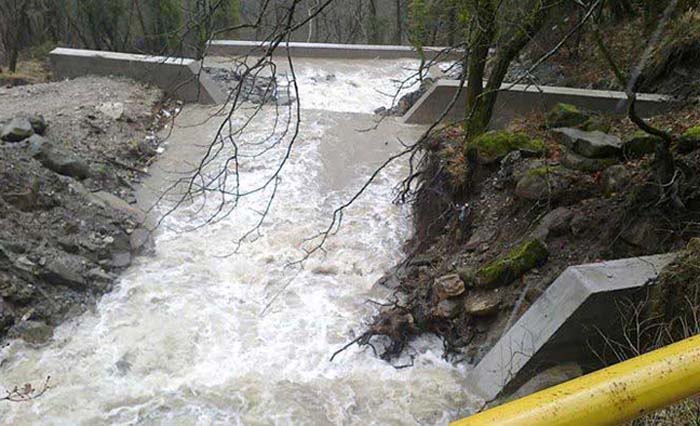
xmin=0 ymin=58 xmax=476 ymax=425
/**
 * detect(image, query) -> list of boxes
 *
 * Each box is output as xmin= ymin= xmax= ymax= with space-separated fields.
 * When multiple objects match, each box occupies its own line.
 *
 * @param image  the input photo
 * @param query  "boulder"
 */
xmin=514 ymin=166 xmax=579 ymax=201
xmin=623 ymin=131 xmax=662 ymax=158
xmin=1 ymin=117 xmax=34 ymax=142
xmin=465 ymin=227 xmax=497 ymax=251
xmin=476 ymin=239 xmax=549 ymax=288
xmin=88 ymin=191 xmax=147 ymax=223
xmin=545 ymin=103 xmax=589 ymax=128
xmin=10 ymin=320 xmax=53 ymax=345
xmin=678 ymin=126 xmax=700 ymax=153
xmin=553 ymin=128 xmax=622 ymax=158
xmin=580 ymin=116 xmax=611 ymax=133
xmin=41 ymin=254 xmax=88 ymax=289
xmin=129 ymin=228 xmax=153 ymax=253
xmin=97 ymin=102 xmax=125 ymax=120
xmin=434 ymin=274 xmax=466 ymax=300
xmin=28 ymin=114 xmax=48 ymax=135
xmin=464 ymin=290 xmax=502 ymax=316
xmin=532 ymin=207 xmax=573 ymax=240
xmin=504 ymin=363 xmax=583 ymax=402
xmin=468 ymin=131 xmax=546 ymax=164
xmin=602 ymin=165 xmax=632 ymax=195
xmin=434 ymin=299 xmax=461 ymax=318
xmin=560 ymin=148 xmax=618 ymax=172
xmin=29 ymin=135 xmax=91 ymax=179
xmin=110 ymin=251 xmax=132 ymax=268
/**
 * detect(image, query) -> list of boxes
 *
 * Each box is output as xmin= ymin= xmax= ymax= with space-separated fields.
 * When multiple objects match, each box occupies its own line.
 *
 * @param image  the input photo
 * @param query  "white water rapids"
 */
xmin=0 ymin=59 xmax=477 ymax=424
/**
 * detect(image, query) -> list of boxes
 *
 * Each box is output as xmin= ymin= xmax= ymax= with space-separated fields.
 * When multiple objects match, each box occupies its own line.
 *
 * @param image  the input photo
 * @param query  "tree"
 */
xmin=460 ymin=0 xmax=560 ymax=139
xmin=0 ymin=0 xmax=32 ymax=72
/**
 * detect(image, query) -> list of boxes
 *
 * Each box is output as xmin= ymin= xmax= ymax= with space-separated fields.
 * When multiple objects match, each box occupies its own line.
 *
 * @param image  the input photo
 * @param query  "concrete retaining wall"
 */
xmin=49 ymin=48 xmax=227 ymax=105
xmin=467 ymin=254 xmax=676 ymax=403
xmin=207 ymin=40 xmax=463 ymax=60
xmin=403 ymin=80 xmax=674 ymax=126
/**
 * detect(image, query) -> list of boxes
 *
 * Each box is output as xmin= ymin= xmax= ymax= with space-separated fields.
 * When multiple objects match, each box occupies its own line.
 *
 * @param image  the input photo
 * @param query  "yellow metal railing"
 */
xmin=452 ymin=334 xmax=700 ymax=426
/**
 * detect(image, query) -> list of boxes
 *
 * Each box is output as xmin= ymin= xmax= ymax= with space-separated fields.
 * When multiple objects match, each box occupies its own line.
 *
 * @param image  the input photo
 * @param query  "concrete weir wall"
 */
xmin=404 ymin=80 xmax=674 ymax=126
xmin=207 ymin=40 xmax=462 ymax=60
xmin=49 ymin=48 xmax=226 ymax=104
xmin=468 ymin=254 xmax=676 ymax=403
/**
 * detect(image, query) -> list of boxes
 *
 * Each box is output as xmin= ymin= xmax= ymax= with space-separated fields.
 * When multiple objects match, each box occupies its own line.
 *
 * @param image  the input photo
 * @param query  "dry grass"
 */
xmin=0 ymin=59 xmax=51 ymax=87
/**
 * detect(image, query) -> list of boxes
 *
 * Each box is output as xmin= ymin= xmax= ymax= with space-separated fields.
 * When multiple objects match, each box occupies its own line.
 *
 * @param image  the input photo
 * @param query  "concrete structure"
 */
xmin=49 ymin=48 xmax=227 ymax=104
xmin=403 ymin=80 xmax=674 ymax=126
xmin=207 ymin=40 xmax=463 ymax=60
xmin=467 ymin=254 xmax=676 ymax=402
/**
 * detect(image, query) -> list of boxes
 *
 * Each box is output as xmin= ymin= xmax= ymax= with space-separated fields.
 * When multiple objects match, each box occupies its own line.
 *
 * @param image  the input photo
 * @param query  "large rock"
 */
xmin=433 ymin=274 xmax=466 ymax=301
xmin=88 ymin=191 xmax=147 ymax=223
xmin=464 ymin=290 xmax=502 ymax=316
xmin=468 ymin=131 xmax=546 ymax=164
xmin=476 ymin=240 xmax=549 ymax=288
xmin=1 ymin=117 xmax=34 ymax=142
xmin=532 ymin=207 xmax=573 ymax=240
xmin=514 ymin=166 xmax=589 ymax=202
xmin=553 ymin=128 xmax=622 ymax=158
xmin=10 ymin=320 xmax=53 ymax=345
xmin=622 ymin=131 xmax=662 ymax=158
xmin=602 ymin=165 xmax=632 ymax=195
xmin=503 ymin=363 xmax=583 ymax=402
xmin=545 ymin=103 xmax=589 ymax=129
xmin=28 ymin=114 xmax=48 ymax=135
xmin=678 ymin=126 xmax=700 ymax=153
xmin=560 ymin=148 xmax=618 ymax=172
xmin=41 ymin=254 xmax=88 ymax=289
xmin=29 ymin=135 xmax=91 ymax=179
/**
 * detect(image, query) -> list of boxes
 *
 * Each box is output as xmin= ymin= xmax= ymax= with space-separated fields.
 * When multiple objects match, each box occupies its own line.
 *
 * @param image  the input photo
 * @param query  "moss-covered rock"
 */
xmin=545 ymin=103 xmax=589 ymax=129
xmin=581 ymin=116 xmax=611 ymax=133
xmin=514 ymin=166 xmax=574 ymax=201
xmin=623 ymin=131 xmax=662 ymax=158
xmin=468 ymin=131 xmax=545 ymax=164
xmin=476 ymin=239 xmax=549 ymax=288
xmin=678 ymin=126 xmax=700 ymax=153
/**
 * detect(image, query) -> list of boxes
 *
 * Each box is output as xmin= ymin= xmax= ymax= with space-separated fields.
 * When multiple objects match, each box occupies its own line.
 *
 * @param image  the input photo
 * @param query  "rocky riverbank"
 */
xmin=358 ymin=101 xmax=700 ymax=369
xmin=0 ymin=77 xmax=173 ymax=345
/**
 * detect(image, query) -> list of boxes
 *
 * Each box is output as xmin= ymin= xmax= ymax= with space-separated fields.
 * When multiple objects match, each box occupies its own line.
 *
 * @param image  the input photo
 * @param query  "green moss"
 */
xmin=526 ymin=165 xmax=565 ymax=177
xmin=677 ymin=126 xmax=700 ymax=153
xmin=545 ymin=103 xmax=590 ymax=128
xmin=581 ymin=116 xmax=611 ymax=133
xmin=468 ymin=131 xmax=545 ymax=163
xmin=476 ymin=239 xmax=549 ymax=288
xmin=623 ymin=131 xmax=662 ymax=157
xmin=683 ymin=126 xmax=700 ymax=140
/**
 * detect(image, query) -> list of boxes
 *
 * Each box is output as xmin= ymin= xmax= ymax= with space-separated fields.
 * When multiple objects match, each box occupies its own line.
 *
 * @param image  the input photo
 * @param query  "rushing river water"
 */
xmin=0 ymin=59 xmax=476 ymax=424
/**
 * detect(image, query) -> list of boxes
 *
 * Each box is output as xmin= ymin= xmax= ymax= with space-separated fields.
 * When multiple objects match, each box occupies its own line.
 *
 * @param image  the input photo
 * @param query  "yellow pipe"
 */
xmin=452 ymin=334 xmax=700 ymax=426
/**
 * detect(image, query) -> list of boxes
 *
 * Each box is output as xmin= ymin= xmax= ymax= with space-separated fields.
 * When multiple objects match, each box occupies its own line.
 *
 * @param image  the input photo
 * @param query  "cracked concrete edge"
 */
xmin=466 ymin=253 xmax=676 ymax=402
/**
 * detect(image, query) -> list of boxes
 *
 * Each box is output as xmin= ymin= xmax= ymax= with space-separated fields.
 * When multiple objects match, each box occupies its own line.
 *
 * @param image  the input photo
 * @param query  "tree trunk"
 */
xmin=394 ymin=0 xmax=403 ymax=44
xmin=463 ymin=2 xmax=495 ymax=138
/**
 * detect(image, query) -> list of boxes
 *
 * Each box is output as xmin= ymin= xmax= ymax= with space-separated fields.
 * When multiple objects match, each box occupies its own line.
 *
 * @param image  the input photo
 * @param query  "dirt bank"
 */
xmin=0 ymin=76 xmax=172 ymax=345
xmin=357 ymin=101 xmax=700 ymax=367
